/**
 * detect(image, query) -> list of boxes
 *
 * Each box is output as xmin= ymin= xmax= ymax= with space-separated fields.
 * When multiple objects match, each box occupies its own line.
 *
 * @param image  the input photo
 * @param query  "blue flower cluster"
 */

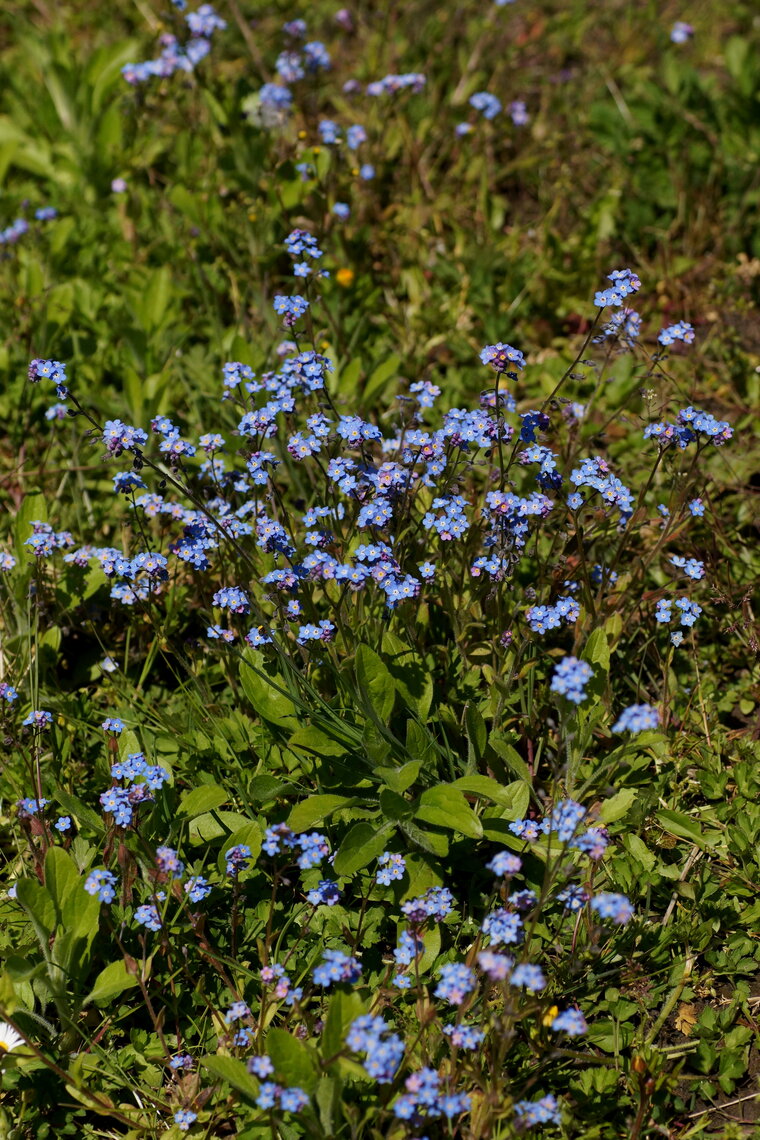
xmin=393 ymin=1068 xmax=471 ymax=1122
xmin=644 ymin=406 xmax=733 ymax=448
xmin=345 ymin=1016 xmax=405 ymax=1082
xmin=525 ymin=596 xmax=580 ymax=634
xmin=549 ymin=656 xmax=593 ymax=704
xmin=100 ymin=751 xmax=169 ymax=827
xmin=122 ymin=3 xmax=225 ymax=84
xmin=612 ymin=703 xmax=660 ymax=733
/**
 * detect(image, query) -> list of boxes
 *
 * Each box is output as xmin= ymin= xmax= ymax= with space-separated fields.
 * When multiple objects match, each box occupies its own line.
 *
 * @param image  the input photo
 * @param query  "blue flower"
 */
xmin=306 ymin=879 xmax=341 ymax=906
xmin=401 ymin=886 xmax=454 ymax=923
xmin=469 ymin=91 xmax=502 ymax=119
xmin=101 ymin=717 xmax=125 ymax=734
xmin=443 ymin=1023 xmax=485 ymax=1049
xmin=612 ymin=704 xmax=659 ymax=733
xmin=280 ymin=1087 xmax=309 ymax=1113
xmin=658 ymin=321 xmax=694 ymax=346
xmin=346 ymin=1016 xmax=404 ymax=1083
xmin=590 ymin=892 xmax=634 ymax=924
xmin=84 ymin=868 xmax=117 ymax=904
xmin=22 ymin=710 xmax=53 ymax=729
xmin=514 ymin=1095 xmax=561 ymax=1126
xmin=480 ymin=342 xmax=525 ymax=372
xmin=510 ymin=963 xmax=546 ymax=991
xmin=173 ymin=1108 xmax=197 ymax=1131
xmin=184 ymin=877 xmax=212 ymax=903
xmin=486 ymin=852 xmax=521 ymax=877
xmin=313 ymin=950 xmax=362 ymax=988
xmin=435 ymin=963 xmax=476 ymax=1005
xmin=482 ymin=908 xmax=523 ymax=945
xmin=551 ymin=1008 xmax=588 ymax=1036
xmin=549 ymin=656 xmax=593 ymax=704
xmin=225 ymin=845 xmax=252 ymax=875
xmin=377 ymin=851 xmax=406 ymax=884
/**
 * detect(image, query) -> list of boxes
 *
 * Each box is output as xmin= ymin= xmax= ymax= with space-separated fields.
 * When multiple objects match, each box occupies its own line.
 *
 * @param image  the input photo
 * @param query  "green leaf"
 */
xmin=582 ymin=628 xmax=610 ymax=674
xmin=599 ymin=787 xmax=638 ymax=824
xmin=44 ymin=846 xmax=80 ymax=924
xmin=14 ymin=490 xmax=47 ymax=564
xmin=355 ymin=644 xmax=395 ymax=722
xmin=333 ymin=822 xmax=393 ymax=876
xmin=450 ymin=775 xmax=525 ymax=808
xmin=417 ymin=923 xmax=441 ymax=975
xmin=45 ymin=847 xmax=100 ymax=937
xmin=489 ymin=734 xmax=531 ymax=782
xmin=287 ymin=725 xmax=347 ymax=759
xmin=15 ymin=879 xmax=56 ymax=948
xmin=362 ymin=353 xmax=401 ymax=406
xmin=201 ymin=1055 xmax=260 ymax=1105
xmin=377 ymin=760 xmax=421 ymax=793
xmin=464 ymin=704 xmax=487 ymax=767
xmin=416 ymin=785 xmax=483 ymax=838
xmin=288 ymin=795 xmax=358 ymax=832
xmin=623 ymin=834 xmax=656 ymax=872
xmin=84 ymin=959 xmax=140 ymax=1007
xmin=381 ymin=633 xmax=433 ymax=719
xmin=188 ymin=810 xmax=252 ymax=844
xmin=55 ymin=791 xmax=103 ymax=834
xmin=321 ymin=989 xmax=366 ymax=1063
xmin=248 ymin=775 xmax=289 ymax=803
xmin=657 ymin=810 xmax=721 ymax=849
xmin=267 ymin=1028 xmax=319 ymax=1094
xmin=398 ymin=819 xmax=449 ymax=856
xmin=178 ymin=784 xmax=228 ymax=818
xmin=239 ymin=649 xmax=299 ymax=729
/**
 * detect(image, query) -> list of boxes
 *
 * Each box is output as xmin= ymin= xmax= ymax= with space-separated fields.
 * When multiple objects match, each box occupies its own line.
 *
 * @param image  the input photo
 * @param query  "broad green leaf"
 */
xmin=451 ymin=775 xmax=525 ymax=807
xmin=464 ymin=704 xmax=487 ymax=766
xmin=45 ymin=847 xmax=100 ymax=937
xmin=416 ymin=786 xmax=483 ymax=838
xmin=14 ymin=491 xmax=47 ymax=564
xmin=382 ymin=633 xmax=433 ymax=719
xmin=398 ymin=819 xmax=449 ymax=857
xmin=201 ymin=1055 xmax=259 ymax=1104
xmin=599 ymin=787 xmax=637 ymax=824
xmin=248 ymin=775 xmax=289 ymax=803
xmin=582 ymin=628 xmax=610 ymax=674
xmin=287 ymin=725 xmax=347 ymax=759
xmin=489 ymin=734 xmax=531 ymax=781
xmin=321 ymin=990 xmax=366 ymax=1063
xmin=377 ymin=760 xmax=421 ymax=793
xmin=355 ymin=644 xmax=395 ymax=722
xmin=288 ymin=795 xmax=358 ymax=832
xmin=239 ymin=649 xmax=299 ymax=729
xmin=15 ymin=879 xmax=56 ymax=948
xmin=179 ymin=784 xmax=228 ymax=818
xmin=623 ymin=834 xmax=656 ymax=872
xmin=188 ymin=810 xmax=252 ymax=844
xmin=55 ymin=791 xmax=103 ymax=834
xmin=417 ymin=922 xmax=441 ymax=975
xmin=267 ymin=1028 xmax=319 ymax=1094
xmin=83 ymin=959 xmax=140 ymax=1007
xmin=44 ymin=846 xmax=80 ymax=924
xmin=362 ymin=353 xmax=401 ymax=406
xmin=657 ymin=810 xmax=721 ymax=849
xmin=333 ymin=822 xmax=393 ymax=877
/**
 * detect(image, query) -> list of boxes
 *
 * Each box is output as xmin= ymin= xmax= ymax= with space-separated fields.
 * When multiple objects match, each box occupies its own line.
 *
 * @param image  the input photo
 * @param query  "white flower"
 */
xmin=0 ymin=1022 xmax=24 ymax=1053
